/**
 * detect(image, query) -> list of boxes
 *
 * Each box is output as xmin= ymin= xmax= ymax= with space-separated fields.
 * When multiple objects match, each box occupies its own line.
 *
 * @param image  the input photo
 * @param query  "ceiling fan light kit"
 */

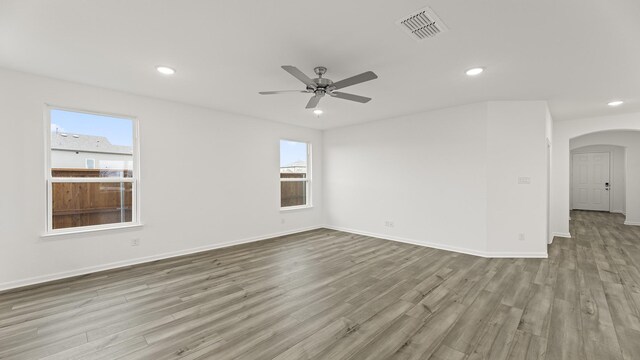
xmin=259 ymin=65 xmax=378 ymax=109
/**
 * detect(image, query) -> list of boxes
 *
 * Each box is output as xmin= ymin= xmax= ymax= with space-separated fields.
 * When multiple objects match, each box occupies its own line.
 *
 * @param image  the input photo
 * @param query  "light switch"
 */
xmin=518 ymin=177 xmax=531 ymax=185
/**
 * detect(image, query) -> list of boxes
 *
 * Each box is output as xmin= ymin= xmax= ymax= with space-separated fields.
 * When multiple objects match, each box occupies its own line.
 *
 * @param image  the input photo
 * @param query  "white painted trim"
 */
xmin=623 ymin=220 xmax=640 ymax=226
xmin=324 ymin=225 xmax=547 ymax=259
xmin=481 ymin=251 xmax=548 ymax=258
xmin=279 ymin=139 xmax=312 ymax=210
xmin=280 ymin=205 xmax=314 ymax=212
xmin=41 ymin=223 xmax=144 ymax=238
xmin=44 ymin=105 xmax=142 ymax=234
xmin=552 ymin=232 xmax=572 ymax=238
xmin=0 ymin=225 xmax=322 ymax=292
xmin=50 ymin=177 xmax=134 ymax=183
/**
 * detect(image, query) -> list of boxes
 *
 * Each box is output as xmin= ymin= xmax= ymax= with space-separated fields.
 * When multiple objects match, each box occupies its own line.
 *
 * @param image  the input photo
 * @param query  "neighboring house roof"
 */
xmin=280 ymin=160 xmax=307 ymax=173
xmin=283 ymin=160 xmax=307 ymax=168
xmin=51 ymin=132 xmax=132 ymax=155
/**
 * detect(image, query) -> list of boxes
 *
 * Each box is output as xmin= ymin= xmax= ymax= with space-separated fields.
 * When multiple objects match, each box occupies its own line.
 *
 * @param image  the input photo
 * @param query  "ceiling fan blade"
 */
xmin=305 ymin=95 xmax=322 ymax=109
xmin=331 ymin=71 xmax=378 ymax=90
xmin=259 ymin=90 xmax=308 ymax=95
xmin=330 ymin=91 xmax=372 ymax=103
xmin=282 ymin=65 xmax=317 ymax=89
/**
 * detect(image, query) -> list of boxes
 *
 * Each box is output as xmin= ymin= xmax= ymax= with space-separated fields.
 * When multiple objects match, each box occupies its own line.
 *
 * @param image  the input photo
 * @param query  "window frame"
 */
xmin=279 ymin=139 xmax=312 ymax=211
xmin=85 ymin=158 xmax=96 ymax=169
xmin=44 ymin=105 xmax=141 ymax=235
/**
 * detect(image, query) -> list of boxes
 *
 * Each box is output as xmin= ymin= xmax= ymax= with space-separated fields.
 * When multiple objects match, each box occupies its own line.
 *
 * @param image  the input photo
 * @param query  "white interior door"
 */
xmin=572 ymin=152 xmax=610 ymax=211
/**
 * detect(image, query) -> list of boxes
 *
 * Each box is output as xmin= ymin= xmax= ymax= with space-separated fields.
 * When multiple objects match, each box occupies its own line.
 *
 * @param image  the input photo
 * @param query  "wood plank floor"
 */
xmin=1 ymin=211 xmax=639 ymax=359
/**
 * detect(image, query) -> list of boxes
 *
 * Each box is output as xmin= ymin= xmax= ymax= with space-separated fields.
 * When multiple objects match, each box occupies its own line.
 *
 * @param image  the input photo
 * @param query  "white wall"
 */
xmin=0 ymin=67 xmax=565 ymax=290
xmin=486 ymin=102 xmax=549 ymax=255
xmin=0 ymin=68 xmax=324 ymax=290
xmin=551 ymin=114 xmax=640 ymax=237
xmin=324 ymin=103 xmax=490 ymax=255
xmin=324 ymin=101 xmax=549 ymax=257
xmin=570 ymin=144 xmax=626 ymax=214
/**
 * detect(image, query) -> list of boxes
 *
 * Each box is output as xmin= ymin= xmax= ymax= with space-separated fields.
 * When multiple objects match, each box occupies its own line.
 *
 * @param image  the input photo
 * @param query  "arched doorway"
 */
xmin=551 ymin=113 xmax=640 ymax=241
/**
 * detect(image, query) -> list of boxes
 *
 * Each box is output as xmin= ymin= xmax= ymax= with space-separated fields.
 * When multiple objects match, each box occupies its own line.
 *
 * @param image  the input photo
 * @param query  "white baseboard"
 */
xmin=0 ymin=226 xmax=323 ymax=292
xmin=552 ymin=232 xmax=572 ymax=239
xmin=624 ymin=220 xmax=640 ymax=226
xmin=324 ymin=225 xmax=547 ymax=259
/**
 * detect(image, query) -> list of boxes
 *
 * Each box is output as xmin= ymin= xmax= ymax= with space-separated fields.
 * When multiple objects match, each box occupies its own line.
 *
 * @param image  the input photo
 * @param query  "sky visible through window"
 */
xmin=280 ymin=140 xmax=307 ymax=167
xmin=50 ymin=109 xmax=133 ymax=146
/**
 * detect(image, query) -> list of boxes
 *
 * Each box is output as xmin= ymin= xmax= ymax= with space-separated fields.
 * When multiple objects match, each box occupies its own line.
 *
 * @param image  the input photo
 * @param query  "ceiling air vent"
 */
xmin=396 ymin=6 xmax=449 ymax=41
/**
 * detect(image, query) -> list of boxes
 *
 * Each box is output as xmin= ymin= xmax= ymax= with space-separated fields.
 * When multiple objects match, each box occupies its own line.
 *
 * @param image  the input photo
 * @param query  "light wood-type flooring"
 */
xmin=1 ymin=211 xmax=640 ymax=359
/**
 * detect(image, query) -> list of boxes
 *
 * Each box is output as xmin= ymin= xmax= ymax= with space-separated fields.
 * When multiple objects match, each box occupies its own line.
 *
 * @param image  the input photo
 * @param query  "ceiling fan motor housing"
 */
xmin=311 ymin=67 xmax=333 ymax=96
xmin=314 ymin=66 xmax=327 ymax=76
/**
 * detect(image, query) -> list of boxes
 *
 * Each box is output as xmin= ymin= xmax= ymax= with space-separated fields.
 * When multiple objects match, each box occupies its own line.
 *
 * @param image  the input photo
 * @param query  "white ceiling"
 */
xmin=1 ymin=0 xmax=639 ymax=129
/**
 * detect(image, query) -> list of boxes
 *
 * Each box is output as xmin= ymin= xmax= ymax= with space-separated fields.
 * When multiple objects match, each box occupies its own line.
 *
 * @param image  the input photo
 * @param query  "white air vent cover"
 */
xmin=396 ymin=6 xmax=449 ymax=41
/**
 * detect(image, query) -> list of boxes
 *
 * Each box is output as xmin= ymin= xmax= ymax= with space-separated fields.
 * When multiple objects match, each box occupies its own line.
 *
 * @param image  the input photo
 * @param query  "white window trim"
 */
xmin=40 ymin=223 xmax=144 ymax=238
xmin=44 ymin=105 xmax=141 ymax=236
xmin=280 ymin=140 xmax=312 ymax=210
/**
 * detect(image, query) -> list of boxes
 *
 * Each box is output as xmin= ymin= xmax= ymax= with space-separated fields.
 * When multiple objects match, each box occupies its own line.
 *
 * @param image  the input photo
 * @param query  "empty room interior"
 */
xmin=1 ymin=1 xmax=640 ymax=359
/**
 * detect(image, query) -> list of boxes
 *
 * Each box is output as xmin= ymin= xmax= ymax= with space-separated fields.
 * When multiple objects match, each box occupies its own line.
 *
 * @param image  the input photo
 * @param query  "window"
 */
xmin=46 ymin=108 xmax=138 ymax=233
xmin=280 ymin=140 xmax=311 ymax=209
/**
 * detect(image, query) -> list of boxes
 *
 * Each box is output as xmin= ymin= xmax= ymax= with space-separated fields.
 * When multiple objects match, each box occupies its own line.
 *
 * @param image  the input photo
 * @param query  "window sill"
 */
xmin=41 ymin=223 xmax=144 ymax=238
xmin=280 ymin=205 xmax=314 ymax=212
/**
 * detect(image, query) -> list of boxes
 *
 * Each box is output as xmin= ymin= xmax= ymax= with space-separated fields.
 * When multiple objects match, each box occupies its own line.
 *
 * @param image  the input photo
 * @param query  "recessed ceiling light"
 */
xmin=313 ymin=109 xmax=323 ymax=115
xmin=608 ymin=100 xmax=623 ymax=107
xmin=156 ymin=66 xmax=176 ymax=75
xmin=465 ymin=67 xmax=484 ymax=76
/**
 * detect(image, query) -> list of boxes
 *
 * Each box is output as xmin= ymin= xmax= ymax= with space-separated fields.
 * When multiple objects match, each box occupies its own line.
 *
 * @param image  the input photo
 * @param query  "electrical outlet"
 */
xmin=281 ymin=218 xmax=285 ymax=224
xmin=518 ymin=233 xmax=525 ymax=241
xmin=384 ymin=221 xmax=395 ymax=228
xmin=130 ymin=238 xmax=140 ymax=247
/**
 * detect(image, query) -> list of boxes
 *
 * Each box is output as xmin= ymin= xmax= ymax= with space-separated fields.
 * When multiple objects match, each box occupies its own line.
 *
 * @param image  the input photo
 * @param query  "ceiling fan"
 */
xmin=259 ymin=65 xmax=378 ymax=109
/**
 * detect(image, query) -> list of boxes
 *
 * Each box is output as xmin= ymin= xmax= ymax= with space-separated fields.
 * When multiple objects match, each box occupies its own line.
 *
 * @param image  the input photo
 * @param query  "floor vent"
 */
xmin=396 ymin=6 xmax=449 ymax=41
